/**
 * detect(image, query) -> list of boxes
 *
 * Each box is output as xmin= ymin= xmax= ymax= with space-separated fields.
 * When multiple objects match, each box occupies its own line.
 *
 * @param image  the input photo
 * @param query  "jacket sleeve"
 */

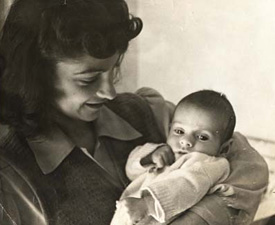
xmin=0 ymin=159 xmax=46 ymax=225
xmin=135 ymin=87 xmax=175 ymax=138
xmin=171 ymin=132 xmax=269 ymax=225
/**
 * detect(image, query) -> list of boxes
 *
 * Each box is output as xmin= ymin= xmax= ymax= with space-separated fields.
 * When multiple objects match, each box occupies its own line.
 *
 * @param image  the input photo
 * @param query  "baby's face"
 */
xmin=167 ymin=103 xmax=225 ymax=160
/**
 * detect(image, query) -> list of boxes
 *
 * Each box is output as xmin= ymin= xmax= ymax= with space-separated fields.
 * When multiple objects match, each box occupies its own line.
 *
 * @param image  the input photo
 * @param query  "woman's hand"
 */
xmin=140 ymin=144 xmax=175 ymax=170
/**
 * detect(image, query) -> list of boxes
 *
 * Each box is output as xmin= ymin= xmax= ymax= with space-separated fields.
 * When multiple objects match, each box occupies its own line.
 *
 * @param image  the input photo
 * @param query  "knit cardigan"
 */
xmin=0 ymin=93 xmax=166 ymax=225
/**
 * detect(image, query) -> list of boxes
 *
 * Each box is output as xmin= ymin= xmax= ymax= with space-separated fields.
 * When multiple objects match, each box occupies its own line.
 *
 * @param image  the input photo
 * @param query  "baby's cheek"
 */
xmin=167 ymin=138 xmax=179 ymax=151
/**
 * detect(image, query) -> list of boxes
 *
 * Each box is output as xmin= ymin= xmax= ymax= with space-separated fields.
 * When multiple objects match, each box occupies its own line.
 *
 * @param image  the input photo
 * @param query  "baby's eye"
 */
xmin=174 ymin=129 xmax=184 ymax=135
xmin=197 ymin=134 xmax=209 ymax=141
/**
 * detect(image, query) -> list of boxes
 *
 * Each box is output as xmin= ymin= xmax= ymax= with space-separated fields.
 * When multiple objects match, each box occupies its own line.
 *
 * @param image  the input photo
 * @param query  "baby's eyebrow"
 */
xmin=171 ymin=121 xmax=183 ymax=125
xmin=200 ymin=130 xmax=216 ymax=137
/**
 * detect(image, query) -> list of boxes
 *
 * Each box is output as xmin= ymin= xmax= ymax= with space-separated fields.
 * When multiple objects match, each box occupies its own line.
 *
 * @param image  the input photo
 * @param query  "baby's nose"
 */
xmin=179 ymin=139 xmax=193 ymax=149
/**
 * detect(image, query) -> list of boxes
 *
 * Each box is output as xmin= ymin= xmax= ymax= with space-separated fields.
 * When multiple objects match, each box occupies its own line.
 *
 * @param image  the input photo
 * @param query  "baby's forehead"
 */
xmin=175 ymin=102 xmax=225 ymax=119
xmin=173 ymin=103 xmax=227 ymax=130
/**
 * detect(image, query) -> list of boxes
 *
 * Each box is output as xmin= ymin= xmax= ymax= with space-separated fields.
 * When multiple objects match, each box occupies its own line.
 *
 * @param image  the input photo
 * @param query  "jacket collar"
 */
xmin=27 ymin=105 xmax=142 ymax=174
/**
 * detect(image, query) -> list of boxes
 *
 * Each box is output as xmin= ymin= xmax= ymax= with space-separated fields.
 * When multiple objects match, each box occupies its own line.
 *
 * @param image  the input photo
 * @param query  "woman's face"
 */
xmin=54 ymin=53 xmax=120 ymax=122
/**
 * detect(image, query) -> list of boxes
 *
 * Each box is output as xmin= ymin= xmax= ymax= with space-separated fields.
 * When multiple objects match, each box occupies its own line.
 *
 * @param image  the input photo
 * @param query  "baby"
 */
xmin=111 ymin=90 xmax=236 ymax=225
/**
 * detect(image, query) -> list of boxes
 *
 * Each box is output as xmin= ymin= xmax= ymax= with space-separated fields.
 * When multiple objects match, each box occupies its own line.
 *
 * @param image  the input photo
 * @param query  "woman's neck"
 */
xmin=54 ymin=113 xmax=97 ymax=152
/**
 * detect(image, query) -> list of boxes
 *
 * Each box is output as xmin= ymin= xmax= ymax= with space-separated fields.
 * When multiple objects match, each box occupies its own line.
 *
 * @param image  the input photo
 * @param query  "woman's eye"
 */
xmin=197 ymin=134 xmax=209 ymax=141
xmin=174 ymin=129 xmax=184 ymax=135
xmin=79 ymin=74 xmax=101 ymax=85
xmin=79 ymin=79 xmax=96 ymax=85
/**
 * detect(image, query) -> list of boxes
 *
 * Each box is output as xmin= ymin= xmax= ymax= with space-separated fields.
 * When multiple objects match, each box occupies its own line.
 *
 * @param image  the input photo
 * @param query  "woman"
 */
xmin=0 ymin=0 xmax=268 ymax=224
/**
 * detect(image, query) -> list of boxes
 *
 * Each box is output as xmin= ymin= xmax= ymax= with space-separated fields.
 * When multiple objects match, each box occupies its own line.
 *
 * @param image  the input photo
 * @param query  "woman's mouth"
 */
xmin=85 ymin=102 xmax=104 ymax=109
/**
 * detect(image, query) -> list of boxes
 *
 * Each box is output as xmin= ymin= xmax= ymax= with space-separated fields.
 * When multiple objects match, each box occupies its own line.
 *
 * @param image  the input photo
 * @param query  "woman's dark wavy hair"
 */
xmin=0 ymin=0 xmax=142 ymax=138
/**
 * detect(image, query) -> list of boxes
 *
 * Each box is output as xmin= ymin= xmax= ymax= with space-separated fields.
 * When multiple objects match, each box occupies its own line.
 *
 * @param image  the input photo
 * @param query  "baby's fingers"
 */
xmin=151 ymin=154 xmax=165 ymax=169
xmin=154 ymin=145 xmax=175 ymax=166
xmin=163 ymin=149 xmax=175 ymax=165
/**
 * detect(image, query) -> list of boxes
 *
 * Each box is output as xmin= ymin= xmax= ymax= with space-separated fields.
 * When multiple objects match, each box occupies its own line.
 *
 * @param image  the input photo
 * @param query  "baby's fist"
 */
xmin=151 ymin=145 xmax=175 ymax=169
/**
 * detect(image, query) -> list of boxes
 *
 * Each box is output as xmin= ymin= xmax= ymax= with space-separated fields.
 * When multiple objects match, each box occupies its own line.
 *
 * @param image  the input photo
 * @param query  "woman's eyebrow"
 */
xmin=74 ymin=68 xmax=104 ymax=75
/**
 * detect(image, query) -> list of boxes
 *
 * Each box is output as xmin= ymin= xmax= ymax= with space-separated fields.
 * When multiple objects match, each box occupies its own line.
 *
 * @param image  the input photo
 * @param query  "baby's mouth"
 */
xmin=175 ymin=150 xmax=189 ymax=160
xmin=179 ymin=150 xmax=189 ymax=154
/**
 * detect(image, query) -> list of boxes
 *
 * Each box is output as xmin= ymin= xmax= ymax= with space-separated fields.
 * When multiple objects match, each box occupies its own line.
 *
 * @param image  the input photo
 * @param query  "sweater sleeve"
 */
xmin=142 ymin=154 xmax=230 ymax=223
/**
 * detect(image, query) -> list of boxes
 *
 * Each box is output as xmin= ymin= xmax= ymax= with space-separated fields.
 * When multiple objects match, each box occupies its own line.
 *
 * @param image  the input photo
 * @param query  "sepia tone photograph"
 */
xmin=0 ymin=0 xmax=274 ymax=224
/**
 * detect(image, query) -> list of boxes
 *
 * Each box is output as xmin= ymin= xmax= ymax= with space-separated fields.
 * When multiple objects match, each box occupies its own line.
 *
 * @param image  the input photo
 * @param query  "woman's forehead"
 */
xmin=57 ymin=53 xmax=120 ymax=68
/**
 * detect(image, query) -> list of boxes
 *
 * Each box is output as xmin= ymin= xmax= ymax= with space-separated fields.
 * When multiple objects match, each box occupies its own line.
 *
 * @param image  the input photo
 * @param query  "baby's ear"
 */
xmin=218 ymin=138 xmax=233 ymax=156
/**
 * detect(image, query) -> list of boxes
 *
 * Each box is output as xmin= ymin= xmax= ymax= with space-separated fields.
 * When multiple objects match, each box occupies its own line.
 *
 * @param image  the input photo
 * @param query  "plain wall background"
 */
xmin=118 ymin=0 xmax=275 ymax=141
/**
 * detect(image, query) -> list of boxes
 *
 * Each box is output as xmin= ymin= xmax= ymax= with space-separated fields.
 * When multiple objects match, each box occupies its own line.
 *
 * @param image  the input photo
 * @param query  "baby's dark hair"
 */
xmin=0 ymin=0 xmax=142 ymax=138
xmin=177 ymin=90 xmax=236 ymax=143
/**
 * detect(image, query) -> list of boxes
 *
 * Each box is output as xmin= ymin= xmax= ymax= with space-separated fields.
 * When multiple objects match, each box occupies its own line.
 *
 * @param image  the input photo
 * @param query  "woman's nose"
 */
xmin=179 ymin=138 xmax=193 ymax=149
xmin=96 ymin=74 xmax=117 ymax=100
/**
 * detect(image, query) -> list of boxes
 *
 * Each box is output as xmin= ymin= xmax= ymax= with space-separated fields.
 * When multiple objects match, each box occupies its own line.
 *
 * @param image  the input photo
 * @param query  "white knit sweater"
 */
xmin=119 ymin=143 xmax=230 ymax=224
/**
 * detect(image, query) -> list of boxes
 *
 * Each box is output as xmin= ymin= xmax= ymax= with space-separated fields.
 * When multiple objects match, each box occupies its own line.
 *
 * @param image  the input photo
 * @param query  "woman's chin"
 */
xmin=80 ymin=107 xmax=102 ymax=122
xmin=81 ymin=112 xmax=100 ymax=122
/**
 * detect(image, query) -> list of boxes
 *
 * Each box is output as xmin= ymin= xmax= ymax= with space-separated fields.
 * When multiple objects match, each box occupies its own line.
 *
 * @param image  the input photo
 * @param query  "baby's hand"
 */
xmin=141 ymin=144 xmax=175 ymax=170
xmin=111 ymin=198 xmax=148 ymax=225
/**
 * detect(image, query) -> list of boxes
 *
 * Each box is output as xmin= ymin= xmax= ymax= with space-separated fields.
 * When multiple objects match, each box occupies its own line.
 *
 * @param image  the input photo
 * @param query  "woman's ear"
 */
xmin=218 ymin=138 xmax=234 ymax=156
